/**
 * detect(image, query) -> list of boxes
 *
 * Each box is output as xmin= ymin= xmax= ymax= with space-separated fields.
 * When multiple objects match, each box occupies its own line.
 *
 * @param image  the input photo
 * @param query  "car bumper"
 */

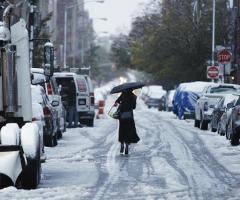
xmin=183 ymin=111 xmax=195 ymax=119
xmin=146 ymin=103 xmax=159 ymax=107
xmin=203 ymin=113 xmax=212 ymax=121
xmin=79 ymin=111 xmax=95 ymax=119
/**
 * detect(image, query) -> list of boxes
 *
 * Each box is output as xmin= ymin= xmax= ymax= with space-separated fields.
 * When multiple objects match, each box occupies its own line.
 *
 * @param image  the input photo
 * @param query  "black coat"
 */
xmin=116 ymin=92 xmax=140 ymax=144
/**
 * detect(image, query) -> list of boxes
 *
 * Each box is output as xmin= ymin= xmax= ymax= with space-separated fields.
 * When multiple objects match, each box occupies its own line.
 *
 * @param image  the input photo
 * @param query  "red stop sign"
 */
xmin=217 ymin=49 xmax=231 ymax=63
xmin=207 ymin=66 xmax=219 ymax=79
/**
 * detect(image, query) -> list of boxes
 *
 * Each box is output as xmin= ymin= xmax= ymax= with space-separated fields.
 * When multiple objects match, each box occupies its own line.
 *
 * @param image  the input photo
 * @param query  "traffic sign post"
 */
xmin=207 ymin=66 xmax=219 ymax=79
xmin=217 ymin=49 xmax=232 ymax=64
xmin=217 ymin=49 xmax=232 ymax=83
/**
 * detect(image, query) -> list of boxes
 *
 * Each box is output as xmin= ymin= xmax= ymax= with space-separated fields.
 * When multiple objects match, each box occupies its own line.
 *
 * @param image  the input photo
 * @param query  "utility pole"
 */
xmin=29 ymin=0 xmax=35 ymax=69
xmin=233 ymin=0 xmax=240 ymax=83
xmin=212 ymin=0 xmax=216 ymax=67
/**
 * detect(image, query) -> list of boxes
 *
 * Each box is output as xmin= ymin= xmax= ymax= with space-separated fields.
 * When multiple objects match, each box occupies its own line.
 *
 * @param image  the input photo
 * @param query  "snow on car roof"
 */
xmin=31 ymin=85 xmax=44 ymax=104
xmin=149 ymin=90 xmax=166 ymax=98
xmin=148 ymin=85 xmax=163 ymax=91
xmin=179 ymin=81 xmax=215 ymax=93
xmin=31 ymin=68 xmax=44 ymax=73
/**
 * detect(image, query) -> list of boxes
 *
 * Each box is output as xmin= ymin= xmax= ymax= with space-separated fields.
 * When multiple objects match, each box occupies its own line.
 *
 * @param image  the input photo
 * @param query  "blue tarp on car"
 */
xmin=172 ymin=82 xmax=213 ymax=119
xmin=173 ymin=90 xmax=199 ymax=119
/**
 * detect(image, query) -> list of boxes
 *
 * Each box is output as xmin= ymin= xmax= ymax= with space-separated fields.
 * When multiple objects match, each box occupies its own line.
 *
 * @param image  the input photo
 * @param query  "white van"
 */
xmin=54 ymin=72 xmax=94 ymax=126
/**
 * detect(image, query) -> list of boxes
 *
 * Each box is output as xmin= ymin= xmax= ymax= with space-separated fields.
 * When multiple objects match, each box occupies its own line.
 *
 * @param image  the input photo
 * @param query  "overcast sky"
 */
xmin=85 ymin=0 xmax=150 ymax=35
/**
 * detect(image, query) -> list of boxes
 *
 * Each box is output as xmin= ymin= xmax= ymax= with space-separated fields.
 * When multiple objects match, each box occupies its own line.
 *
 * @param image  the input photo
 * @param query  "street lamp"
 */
xmin=63 ymin=0 xmax=104 ymax=68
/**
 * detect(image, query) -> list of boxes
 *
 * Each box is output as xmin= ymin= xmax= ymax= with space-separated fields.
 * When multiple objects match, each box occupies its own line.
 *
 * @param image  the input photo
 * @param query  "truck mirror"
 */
xmin=43 ymin=42 xmax=54 ymax=77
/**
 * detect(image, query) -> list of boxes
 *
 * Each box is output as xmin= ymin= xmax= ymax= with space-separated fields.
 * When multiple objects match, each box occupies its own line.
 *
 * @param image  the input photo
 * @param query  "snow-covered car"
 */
xmin=31 ymin=68 xmax=66 ymax=137
xmin=195 ymin=84 xmax=240 ymax=130
xmin=210 ymin=94 xmax=239 ymax=132
xmin=173 ymin=81 xmax=213 ymax=120
xmin=223 ymin=95 xmax=240 ymax=145
xmin=31 ymin=85 xmax=46 ymax=162
xmin=31 ymin=84 xmax=58 ymax=147
xmin=140 ymin=86 xmax=149 ymax=102
xmin=145 ymin=90 xmax=167 ymax=110
xmin=167 ymin=90 xmax=175 ymax=111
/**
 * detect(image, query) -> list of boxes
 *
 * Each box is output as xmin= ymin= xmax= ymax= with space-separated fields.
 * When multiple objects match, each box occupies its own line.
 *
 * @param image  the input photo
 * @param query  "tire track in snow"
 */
xmin=90 ymin=111 xmax=186 ymax=200
xmin=159 ymin=114 xmax=240 ymax=199
xmin=172 ymin=123 xmax=240 ymax=185
xmin=136 ymin=113 xmax=196 ymax=199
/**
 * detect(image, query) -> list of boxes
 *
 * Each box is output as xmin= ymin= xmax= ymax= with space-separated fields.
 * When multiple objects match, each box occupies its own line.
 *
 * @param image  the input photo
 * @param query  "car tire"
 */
xmin=53 ymin=134 xmax=58 ymax=146
xmin=87 ymin=118 xmax=94 ymax=127
xmin=21 ymin=148 xmax=41 ymax=189
xmin=44 ymin=135 xmax=55 ymax=147
xmin=210 ymin=121 xmax=217 ymax=132
xmin=211 ymin=127 xmax=217 ymax=132
xmin=230 ymin=133 xmax=239 ymax=146
xmin=57 ymin=130 xmax=63 ymax=139
xmin=200 ymin=120 xmax=208 ymax=130
xmin=194 ymin=119 xmax=200 ymax=128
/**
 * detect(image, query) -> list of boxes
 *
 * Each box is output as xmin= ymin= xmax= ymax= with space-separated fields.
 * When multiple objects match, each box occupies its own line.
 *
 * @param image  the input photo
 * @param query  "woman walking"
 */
xmin=115 ymin=90 xmax=140 ymax=154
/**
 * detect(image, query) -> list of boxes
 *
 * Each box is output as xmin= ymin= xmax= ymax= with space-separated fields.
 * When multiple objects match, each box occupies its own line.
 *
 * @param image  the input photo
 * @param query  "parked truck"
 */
xmin=0 ymin=2 xmax=54 ymax=189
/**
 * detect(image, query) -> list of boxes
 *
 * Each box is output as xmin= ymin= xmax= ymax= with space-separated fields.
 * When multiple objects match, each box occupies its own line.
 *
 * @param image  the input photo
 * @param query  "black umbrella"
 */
xmin=110 ymin=82 xmax=145 ymax=94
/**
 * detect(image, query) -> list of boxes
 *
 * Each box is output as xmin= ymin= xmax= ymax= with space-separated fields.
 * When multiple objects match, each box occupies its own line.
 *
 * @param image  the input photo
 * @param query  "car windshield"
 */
xmin=209 ymin=86 xmax=237 ymax=94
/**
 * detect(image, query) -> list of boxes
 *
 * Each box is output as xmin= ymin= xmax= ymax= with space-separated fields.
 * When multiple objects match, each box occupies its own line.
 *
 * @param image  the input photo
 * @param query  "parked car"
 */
xmin=31 ymin=85 xmax=46 ymax=162
xmin=166 ymin=90 xmax=175 ymax=111
xmin=195 ymin=84 xmax=240 ymax=130
xmin=54 ymin=72 xmax=94 ymax=127
xmin=31 ymin=85 xmax=59 ymax=147
xmin=223 ymin=95 xmax=240 ymax=145
xmin=210 ymin=94 xmax=239 ymax=132
xmin=140 ymin=86 xmax=149 ymax=102
xmin=173 ymin=81 xmax=213 ymax=120
xmin=31 ymin=68 xmax=66 ymax=137
xmin=145 ymin=90 xmax=167 ymax=110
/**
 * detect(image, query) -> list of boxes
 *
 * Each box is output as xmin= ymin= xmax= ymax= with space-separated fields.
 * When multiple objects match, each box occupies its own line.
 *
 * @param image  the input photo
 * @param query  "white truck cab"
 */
xmin=0 ymin=2 xmax=54 ymax=189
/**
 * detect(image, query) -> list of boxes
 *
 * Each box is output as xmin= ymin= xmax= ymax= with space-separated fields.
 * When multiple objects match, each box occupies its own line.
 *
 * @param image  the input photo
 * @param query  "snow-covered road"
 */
xmin=1 ymin=99 xmax=240 ymax=200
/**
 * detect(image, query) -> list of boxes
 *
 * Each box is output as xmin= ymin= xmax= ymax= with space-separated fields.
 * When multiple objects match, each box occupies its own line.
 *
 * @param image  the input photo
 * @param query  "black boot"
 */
xmin=125 ymin=143 xmax=129 ymax=155
xmin=120 ymin=143 xmax=124 ymax=154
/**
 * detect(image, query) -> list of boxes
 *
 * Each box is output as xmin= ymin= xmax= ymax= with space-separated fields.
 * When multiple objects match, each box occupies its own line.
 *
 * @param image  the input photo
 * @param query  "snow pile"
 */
xmin=1 ymin=124 xmax=20 ymax=145
xmin=21 ymin=123 xmax=39 ymax=158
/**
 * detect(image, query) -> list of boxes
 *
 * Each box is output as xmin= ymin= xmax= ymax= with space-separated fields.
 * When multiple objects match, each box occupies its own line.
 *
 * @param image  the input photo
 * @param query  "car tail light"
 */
xmin=90 ymin=92 xmax=95 ymax=106
xmin=43 ymin=106 xmax=51 ymax=117
xmin=47 ymin=82 xmax=53 ymax=95
xmin=32 ymin=117 xmax=37 ymax=121
xmin=237 ymin=108 xmax=240 ymax=116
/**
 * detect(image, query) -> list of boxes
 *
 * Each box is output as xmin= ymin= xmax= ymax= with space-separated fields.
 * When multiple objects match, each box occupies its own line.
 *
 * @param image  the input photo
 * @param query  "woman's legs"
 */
xmin=125 ymin=143 xmax=129 ymax=155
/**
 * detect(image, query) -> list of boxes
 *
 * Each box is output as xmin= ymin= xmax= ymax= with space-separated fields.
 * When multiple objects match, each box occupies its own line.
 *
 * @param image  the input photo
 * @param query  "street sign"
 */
xmin=217 ymin=49 xmax=232 ymax=64
xmin=207 ymin=66 xmax=219 ymax=79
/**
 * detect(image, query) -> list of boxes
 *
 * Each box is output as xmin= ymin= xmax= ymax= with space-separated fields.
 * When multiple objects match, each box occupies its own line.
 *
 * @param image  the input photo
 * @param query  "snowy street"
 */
xmin=1 ymin=98 xmax=240 ymax=200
